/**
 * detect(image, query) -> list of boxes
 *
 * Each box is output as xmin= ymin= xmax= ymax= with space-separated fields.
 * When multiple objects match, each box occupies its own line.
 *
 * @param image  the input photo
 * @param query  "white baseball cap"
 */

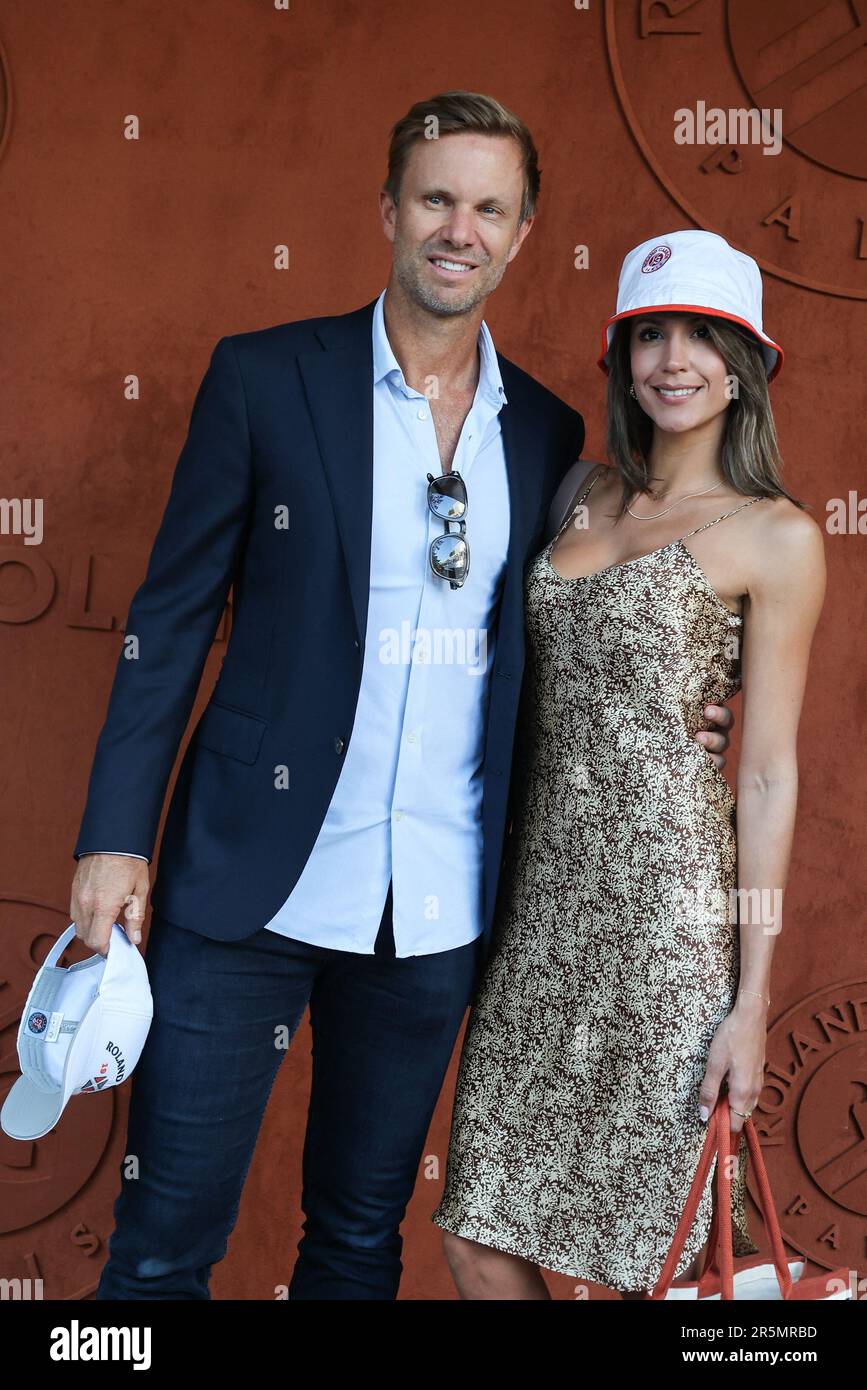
xmin=1 ymin=923 xmax=153 ymax=1141
xmin=598 ymin=230 xmax=783 ymax=381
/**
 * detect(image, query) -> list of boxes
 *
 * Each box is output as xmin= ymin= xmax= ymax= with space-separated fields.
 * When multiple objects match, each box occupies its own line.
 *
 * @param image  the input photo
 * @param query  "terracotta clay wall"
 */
xmin=1 ymin=0 xmax=865 ymax=1300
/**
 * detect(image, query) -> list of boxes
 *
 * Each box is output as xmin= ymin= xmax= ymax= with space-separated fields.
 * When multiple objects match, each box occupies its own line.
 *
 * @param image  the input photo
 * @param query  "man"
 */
xmin=71 ymin=91 xmax=734 ymax=1299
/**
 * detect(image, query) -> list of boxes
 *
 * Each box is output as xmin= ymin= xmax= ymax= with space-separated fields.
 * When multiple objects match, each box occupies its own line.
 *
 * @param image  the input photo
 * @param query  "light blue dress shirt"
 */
xmin=82 ymin=288 xmax=512 ymax=958
xmin=264 ymin=288 xmax=511 ymax=955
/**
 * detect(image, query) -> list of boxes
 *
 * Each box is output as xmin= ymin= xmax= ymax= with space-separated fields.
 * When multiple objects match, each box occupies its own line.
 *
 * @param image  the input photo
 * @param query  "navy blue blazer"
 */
xmin=73 ymin=298 xmax=585 ymax=957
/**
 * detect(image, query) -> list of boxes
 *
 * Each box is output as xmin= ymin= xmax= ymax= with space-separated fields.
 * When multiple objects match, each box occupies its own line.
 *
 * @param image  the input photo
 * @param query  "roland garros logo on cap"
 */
xmin=79 ymin=1061 xmax=111 ymax=1093
xmin=641 ymin=245 xmax=672 ymax=274
xmin=27 ymin=1010 xmax=48 ymax=1034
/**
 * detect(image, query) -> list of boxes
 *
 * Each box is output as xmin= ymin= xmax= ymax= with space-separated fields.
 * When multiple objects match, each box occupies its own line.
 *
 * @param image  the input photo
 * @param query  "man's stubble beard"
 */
xmin=391 ymin=231 xmax=511 ymax=318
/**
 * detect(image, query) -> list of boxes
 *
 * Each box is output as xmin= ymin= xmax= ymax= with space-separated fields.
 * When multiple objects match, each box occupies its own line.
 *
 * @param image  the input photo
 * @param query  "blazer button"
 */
xmin=333 ymin=736 xmax=345 ymax=754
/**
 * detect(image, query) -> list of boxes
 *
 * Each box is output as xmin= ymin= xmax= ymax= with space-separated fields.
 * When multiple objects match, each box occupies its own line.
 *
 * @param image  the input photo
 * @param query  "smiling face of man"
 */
xmin=380 ymin=131 xmax=534 ymax=317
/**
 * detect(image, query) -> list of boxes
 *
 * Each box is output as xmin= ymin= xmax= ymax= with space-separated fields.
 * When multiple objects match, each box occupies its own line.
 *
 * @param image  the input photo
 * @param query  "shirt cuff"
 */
xmin=78 ymin=851 xmax=150 ymax=862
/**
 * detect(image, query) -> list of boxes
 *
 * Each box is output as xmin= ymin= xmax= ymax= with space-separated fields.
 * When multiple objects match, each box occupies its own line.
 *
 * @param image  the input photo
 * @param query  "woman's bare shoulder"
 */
xmin=747 ymin=494 xmax=827 ymax=591
xmin=752 ymin=493 xmax=825 ymax=547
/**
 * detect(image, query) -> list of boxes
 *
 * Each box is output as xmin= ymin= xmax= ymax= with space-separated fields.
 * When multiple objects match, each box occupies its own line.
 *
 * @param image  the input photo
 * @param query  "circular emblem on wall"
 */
xmin=604 ymin=0 xmax=867 ymax=299
xmin=753 ymin=980 xmax=867 ymax=1278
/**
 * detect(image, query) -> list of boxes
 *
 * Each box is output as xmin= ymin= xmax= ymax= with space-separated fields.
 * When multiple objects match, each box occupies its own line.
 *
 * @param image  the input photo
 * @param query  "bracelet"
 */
xmin=738 ymin=987 xmax=770 ymax=1006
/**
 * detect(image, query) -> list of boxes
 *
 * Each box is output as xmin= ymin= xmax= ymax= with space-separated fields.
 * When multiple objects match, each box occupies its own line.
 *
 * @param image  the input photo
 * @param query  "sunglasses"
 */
xmin=426 ymin=470 xmax=469 ymax=589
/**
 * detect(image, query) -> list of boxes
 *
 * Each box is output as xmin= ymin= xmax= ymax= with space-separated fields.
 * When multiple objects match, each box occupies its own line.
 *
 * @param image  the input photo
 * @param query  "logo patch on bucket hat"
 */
xmin=641 ymin=246 xmax=672 ymax=274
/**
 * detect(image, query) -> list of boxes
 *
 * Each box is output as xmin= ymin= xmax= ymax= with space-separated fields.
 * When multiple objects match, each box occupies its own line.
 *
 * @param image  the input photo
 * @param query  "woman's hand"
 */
xmin=697 ymin=993 xmax=767 ymax=1134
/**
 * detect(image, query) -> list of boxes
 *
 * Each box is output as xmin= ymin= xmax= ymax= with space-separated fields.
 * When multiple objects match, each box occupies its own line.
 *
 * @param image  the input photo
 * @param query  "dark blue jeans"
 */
xmin=96 ymin=883 xmax=483 ymax=1300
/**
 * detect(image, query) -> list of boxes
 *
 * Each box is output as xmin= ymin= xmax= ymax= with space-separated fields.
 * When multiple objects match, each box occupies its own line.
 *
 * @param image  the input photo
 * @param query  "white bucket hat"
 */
xmin=1 ymin=923 xmax=153 ymax=1141
xmin=598 ymin=230 xmax=783 ymax=381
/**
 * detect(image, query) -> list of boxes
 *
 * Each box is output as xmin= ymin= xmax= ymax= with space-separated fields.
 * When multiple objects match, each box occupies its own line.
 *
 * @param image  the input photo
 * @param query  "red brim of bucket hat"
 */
xmin=597 ymin=304 xmax=784 ymax=382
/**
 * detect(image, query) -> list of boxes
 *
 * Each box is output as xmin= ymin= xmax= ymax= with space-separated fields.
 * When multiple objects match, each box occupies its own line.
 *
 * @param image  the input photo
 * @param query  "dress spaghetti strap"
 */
xmin=677 ymin=496 xmax=766 ymax=541
xmin=556 ymin=473 xmax=765 ymax=549
xmin=574 ymin=465 xmax=605 ymax=508
xmin=555 ymin=465 xmax=606 ymax=541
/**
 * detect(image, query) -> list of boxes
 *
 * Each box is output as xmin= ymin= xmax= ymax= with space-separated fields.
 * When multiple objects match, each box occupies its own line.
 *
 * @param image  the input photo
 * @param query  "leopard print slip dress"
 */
xmin=431 ymin=465 xmax=764 ymax=1292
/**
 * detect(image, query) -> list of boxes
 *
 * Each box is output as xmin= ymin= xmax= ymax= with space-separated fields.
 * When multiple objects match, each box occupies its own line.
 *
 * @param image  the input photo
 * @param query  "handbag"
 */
xmin=644 ymin=1094 xmax=853 ymax=1300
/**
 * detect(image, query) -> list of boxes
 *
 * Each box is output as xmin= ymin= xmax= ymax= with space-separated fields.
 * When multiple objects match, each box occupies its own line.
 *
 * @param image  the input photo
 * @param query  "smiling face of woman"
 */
xmin=628 ymin=313 xmax=732 ymax=435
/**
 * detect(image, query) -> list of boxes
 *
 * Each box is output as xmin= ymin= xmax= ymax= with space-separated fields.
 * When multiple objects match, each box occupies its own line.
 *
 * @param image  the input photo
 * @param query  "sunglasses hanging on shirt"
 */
xmin=427 ymin=470 xmax=469 ymax=590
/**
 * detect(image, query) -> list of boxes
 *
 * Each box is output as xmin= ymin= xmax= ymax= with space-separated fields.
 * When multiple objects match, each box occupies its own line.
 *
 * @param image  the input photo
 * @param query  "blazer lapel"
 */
xmin=497 ymin=357 xmax=551 ymax=581
xmin=297 ymin=299 xmax=377 ymax=647
xmin=296 ymin=303 xmax=544 ymax=652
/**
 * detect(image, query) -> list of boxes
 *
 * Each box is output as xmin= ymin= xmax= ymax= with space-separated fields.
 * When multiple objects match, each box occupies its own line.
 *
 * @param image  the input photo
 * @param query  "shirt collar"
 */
xmin=372 ymin=287 xmax=507 ymax=407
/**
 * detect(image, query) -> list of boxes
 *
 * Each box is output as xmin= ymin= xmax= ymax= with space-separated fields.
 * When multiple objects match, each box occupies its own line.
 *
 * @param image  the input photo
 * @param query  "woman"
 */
xmin=430 ymin=230 xmax=826 ymax=1298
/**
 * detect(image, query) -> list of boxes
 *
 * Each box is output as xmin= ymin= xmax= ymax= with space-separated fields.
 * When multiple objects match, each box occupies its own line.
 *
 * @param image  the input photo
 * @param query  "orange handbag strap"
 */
xmin=647 ymin=1101 xmax=722 ymax=1298
xmin=649 ymin=1096 xmax=794 ymax=1300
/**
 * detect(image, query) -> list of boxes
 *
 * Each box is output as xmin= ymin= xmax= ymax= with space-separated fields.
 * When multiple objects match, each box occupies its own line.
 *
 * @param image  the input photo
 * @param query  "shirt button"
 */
xmin=417 ymin=409 xmax=428 ymax=420
xmin=333 ymin=736 xmax=345 ymax=754
xmin=406 ymin=731 xmax=417 ymax=743
xmin=394 ymin=810 xmax=404 ymax=821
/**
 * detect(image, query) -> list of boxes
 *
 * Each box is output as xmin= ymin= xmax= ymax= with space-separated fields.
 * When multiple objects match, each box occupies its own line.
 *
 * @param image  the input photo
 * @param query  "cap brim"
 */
xmin=1 ymin=1073 xmax=66 ymax=1141
xmin=3 ymin=996 xmax=105 ymax=1141
xmin=597 ymin=304 xmax=784 ymax=381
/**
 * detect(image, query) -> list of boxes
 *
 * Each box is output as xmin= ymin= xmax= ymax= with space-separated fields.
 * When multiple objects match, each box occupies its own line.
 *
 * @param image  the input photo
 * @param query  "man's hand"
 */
xmin=71 ymin=854 xmax=150 ymax=957
xmin=696 ymin=702 xmax=735 ymax=770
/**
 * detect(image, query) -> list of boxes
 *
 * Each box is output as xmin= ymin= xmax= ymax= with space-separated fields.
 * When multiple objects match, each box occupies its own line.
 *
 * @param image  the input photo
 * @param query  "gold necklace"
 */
xmin=627 ymin=479 xmax=723 ymax=521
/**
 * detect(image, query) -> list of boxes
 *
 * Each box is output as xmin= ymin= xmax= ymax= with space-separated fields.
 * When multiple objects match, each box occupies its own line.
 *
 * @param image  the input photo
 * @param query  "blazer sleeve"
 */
xmin=72 ymin=336 xmax=254 ymax=864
